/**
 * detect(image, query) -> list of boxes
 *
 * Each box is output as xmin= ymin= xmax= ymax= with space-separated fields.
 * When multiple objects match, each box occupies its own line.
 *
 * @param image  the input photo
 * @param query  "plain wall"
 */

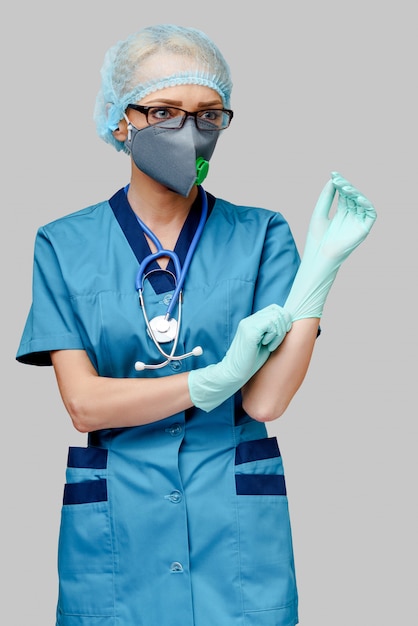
xmin=2 ymin=1 xmax=416 ymax=623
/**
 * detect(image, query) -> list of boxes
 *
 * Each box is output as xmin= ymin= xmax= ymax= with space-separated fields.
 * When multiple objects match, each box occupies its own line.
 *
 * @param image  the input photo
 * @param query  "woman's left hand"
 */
xmin=284 ymin=172 xmax=377 ymax=321
xmin=305 ymin=171 xmax=377 ymax=263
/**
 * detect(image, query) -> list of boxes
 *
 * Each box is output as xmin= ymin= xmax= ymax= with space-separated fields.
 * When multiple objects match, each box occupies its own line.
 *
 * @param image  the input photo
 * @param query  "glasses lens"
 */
xmin=141 ymin=106 xmax=231 ymax=130
xmin=147 ymin=107 xmax=184 ymax=129
xmin=196 ymin=110 xmax=231 ymax=131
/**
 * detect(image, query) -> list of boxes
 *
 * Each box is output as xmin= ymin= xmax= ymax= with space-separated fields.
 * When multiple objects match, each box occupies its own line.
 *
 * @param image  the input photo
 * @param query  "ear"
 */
xmin=112 ymin=118 xmax=129 ymax=142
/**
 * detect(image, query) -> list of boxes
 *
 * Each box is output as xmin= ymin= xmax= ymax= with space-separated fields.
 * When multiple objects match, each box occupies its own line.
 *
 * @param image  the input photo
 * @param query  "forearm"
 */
xmin=241 ymin=318 xmax=319 ymax=422
xmin=51 ymin=350 xmax=193 ymax=432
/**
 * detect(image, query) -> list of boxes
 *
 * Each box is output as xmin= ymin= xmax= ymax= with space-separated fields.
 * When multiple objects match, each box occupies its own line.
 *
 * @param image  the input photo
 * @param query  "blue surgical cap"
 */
xmin=94 ymin=24 xmax=233 ymax=152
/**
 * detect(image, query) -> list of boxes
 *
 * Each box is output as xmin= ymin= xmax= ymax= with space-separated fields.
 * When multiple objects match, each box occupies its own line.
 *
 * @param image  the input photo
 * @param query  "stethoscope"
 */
xmin=134 ymin=185 xmax=207 ymax=371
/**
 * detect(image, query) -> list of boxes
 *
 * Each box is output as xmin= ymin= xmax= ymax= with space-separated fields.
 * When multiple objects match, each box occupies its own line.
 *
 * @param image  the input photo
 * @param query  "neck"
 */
xmin=127 ymin=169 xmax=198 ymax=230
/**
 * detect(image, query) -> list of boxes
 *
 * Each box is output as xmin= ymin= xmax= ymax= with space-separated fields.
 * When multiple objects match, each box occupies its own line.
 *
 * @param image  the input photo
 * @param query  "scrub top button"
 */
xmin=170 ymin=361 xmax=182 ymax=371
xmin=165 ymin=424 xmax=183 ymax=437
xmin=170 ymin=562 xmax=184 ymax=573
xmin=166 ymin=490 xmax=182 ymax=503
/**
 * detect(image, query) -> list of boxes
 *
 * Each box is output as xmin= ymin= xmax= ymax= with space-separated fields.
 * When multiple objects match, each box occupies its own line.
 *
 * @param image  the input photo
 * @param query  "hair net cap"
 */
xmin=94 ymin=24 xmax=233 ymax=152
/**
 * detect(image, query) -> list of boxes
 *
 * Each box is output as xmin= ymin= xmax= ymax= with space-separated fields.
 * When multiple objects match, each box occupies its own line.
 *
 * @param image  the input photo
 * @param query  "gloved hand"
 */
xmin=285 ymin=171 xmax=377 ymax=320
xmin=188 ymin=304 xmax=292 ymax=412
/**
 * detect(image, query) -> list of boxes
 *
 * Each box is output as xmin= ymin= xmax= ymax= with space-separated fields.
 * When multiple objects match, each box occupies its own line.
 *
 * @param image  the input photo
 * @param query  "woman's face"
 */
xmin=115 ymin=83 xmax=226 ymax=196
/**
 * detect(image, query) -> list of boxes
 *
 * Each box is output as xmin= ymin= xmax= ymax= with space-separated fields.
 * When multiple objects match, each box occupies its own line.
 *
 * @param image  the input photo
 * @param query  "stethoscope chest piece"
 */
xmin=148 ymin=315 xmax=178 ymax=343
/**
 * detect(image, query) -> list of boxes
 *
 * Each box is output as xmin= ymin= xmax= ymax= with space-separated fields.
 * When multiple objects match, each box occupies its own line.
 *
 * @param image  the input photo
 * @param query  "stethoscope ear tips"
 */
xmin=134 ymin=361 xmax=146 ymax=371
xmin=192 ymin=346 xmax=203 ymax=356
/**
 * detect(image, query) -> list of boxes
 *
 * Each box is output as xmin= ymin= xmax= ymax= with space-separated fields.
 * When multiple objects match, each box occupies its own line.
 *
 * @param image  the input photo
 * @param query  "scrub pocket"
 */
xmin=57 ymin=447 xmax=116 ymax=619
xmin=235 ymin=438 xmax=298 ymax=620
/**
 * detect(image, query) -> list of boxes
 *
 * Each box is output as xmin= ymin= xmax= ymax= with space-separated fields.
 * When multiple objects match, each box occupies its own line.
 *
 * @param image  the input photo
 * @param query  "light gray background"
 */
xmin=2 ymin=1 xmax=416 ymax=624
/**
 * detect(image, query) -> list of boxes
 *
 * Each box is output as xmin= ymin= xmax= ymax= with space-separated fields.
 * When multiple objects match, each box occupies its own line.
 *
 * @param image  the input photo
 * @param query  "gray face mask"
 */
xmin=124 ymin=117 xmax=220 ymax=197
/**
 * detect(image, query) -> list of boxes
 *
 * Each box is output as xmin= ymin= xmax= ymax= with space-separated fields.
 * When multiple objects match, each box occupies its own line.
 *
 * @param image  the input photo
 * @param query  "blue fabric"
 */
xmin=17 ymin=188 xmax=301 ymax=625
xmin=16 ymin=190 xmax=300 ymax=373
xmin=67 ymin=446 xmax=108 ymax=469
xmin=235 ymin=474 xmax=287 ymax=496
xmin=109 ymin=188 xmax=215 ymax=294
xmin=235 ymin=436 xmax=281 ymax=465
xmin=63 ymin=479 xmax=108 ymax=505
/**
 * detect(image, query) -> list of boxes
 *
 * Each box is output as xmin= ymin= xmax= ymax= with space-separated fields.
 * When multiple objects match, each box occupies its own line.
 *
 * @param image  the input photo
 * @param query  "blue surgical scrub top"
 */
xmin=17 ymin=188 xmax=301 ymax=626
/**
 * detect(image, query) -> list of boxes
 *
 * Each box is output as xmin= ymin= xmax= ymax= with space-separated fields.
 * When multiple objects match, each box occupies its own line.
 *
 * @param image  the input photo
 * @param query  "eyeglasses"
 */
xmin=126 ymin=104 xmax=233 ymax=131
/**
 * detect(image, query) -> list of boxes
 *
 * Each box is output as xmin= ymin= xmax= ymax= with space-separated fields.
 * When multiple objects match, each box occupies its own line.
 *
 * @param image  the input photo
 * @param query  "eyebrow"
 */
xmin=143 ymin=98 xmax=223 ymax=107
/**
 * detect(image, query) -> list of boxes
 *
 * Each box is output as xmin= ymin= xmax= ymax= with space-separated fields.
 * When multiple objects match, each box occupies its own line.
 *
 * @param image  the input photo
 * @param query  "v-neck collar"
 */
xmin=109 ymin=187 xmax=214 ymax=294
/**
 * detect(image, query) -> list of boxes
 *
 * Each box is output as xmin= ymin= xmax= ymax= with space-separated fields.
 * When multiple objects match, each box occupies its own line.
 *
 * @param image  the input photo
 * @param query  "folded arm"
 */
xmin=51 ymin=305 xmax=290 ymax=431
xmin=242 ymin=318 xmax=319 ymax=421
xmin=51 ymin=349 xmax=193 ymax=432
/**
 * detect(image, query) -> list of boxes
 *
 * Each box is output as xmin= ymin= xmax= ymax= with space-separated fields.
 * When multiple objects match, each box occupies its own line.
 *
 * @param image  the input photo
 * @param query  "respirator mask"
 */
xmin=124 ymin=114 xmax=221 ymax=197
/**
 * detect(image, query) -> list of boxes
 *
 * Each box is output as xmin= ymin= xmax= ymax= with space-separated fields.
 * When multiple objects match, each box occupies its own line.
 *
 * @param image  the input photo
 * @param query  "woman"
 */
xmin=16 ymin=24 xmax=376 ymax=626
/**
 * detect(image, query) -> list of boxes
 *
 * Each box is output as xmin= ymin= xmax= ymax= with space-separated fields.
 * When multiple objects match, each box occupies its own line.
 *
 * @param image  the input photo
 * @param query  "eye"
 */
xmin=148 ymin=107 xmax=172 ymax=121
xmin=199 ymin=110 xmax=222 ymax=122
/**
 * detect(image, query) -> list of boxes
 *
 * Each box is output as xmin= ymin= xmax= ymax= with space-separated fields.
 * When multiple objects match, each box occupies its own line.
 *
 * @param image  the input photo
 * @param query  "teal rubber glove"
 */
xmin=188 ymin=304 xmax=292 ymax=412
xmin=284 ymin=171 xmax=377 ymax=320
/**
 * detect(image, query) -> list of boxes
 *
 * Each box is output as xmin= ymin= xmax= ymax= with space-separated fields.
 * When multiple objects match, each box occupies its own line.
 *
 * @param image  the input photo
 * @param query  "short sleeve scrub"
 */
xmin=17 ymin=188 xmax=301 ymax=626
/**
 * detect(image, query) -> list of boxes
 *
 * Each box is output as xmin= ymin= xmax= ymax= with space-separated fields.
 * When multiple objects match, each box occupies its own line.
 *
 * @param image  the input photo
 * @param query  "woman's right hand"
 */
xmin=188 ymin=304 xmax=292 ymax=412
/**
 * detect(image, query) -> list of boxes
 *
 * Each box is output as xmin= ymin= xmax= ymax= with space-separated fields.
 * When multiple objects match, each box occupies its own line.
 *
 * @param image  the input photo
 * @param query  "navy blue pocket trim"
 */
xmin=63 ymin=479 xmax=108 ymax=505
xmin=235 ymin=437 xmax=280 ymax=465
xmin=235 ymin=474 xmax=286 ymax=496
xmin=67 ymin=446 xmax=108 ymax=469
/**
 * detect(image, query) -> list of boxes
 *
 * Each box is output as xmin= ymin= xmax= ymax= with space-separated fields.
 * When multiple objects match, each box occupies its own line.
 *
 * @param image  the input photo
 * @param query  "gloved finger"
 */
xmin=263 ymin=307 xmax=292 ymax=351
xmin=332 ymin=171 xmax=368 ymax=193
xmin=250 ymin=344 xmax=273 ymax=377
xmin=257 ymin=304 xmax=287 ymax=345
xmin=311 ymin=179 xmax=336 ymax=222
xmin=261 ymin=306 xmax=292 ymax=352
xmin=234 ymin=304 xmax=279 ymax=348
xmin=332 ymin=172 xmax=377 ymax=229
xmin=269 ymin=321 xmax=292 ymax=351
xmin=346 ymin=192 xmax=377 ymax=228
xmin=362 ymin=203 xmax=377 ymax=230
xmin=332 ymin=172 xmax=368 ymax=208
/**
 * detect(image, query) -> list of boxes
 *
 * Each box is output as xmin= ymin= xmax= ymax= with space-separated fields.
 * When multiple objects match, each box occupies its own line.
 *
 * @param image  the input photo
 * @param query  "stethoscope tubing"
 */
xmin=135 ymin=185 xmax=208 ymax=320
xmin=135 ymin=249 xmax=181 ymax=294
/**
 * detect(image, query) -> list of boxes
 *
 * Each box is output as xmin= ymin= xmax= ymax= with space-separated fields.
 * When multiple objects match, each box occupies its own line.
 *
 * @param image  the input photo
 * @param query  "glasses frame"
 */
xmin=126 ymin=104 xmax=234 ymax=131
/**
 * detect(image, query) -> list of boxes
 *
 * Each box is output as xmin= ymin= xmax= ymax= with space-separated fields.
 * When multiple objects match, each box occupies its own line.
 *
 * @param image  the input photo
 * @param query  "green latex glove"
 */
xmin=284 ymin=171 xmax=377 ymax=320
xmin=188 ymin=304 xmax=292 ymax=412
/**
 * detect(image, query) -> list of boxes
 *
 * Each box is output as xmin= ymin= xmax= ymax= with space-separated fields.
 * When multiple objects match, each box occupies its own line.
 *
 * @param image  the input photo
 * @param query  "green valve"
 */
xmin=195 ymin=157 xmax=209 ymax=185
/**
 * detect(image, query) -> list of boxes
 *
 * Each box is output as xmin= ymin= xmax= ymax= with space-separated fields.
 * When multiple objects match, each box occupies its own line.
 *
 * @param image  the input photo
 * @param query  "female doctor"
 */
xmin=16 ymin=24 xmax=376 ymax=626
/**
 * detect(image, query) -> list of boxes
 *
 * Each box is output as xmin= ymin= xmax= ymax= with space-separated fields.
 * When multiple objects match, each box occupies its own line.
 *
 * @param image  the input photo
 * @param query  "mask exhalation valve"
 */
xmin=195 ymin=157 xmax=209 ymax=185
